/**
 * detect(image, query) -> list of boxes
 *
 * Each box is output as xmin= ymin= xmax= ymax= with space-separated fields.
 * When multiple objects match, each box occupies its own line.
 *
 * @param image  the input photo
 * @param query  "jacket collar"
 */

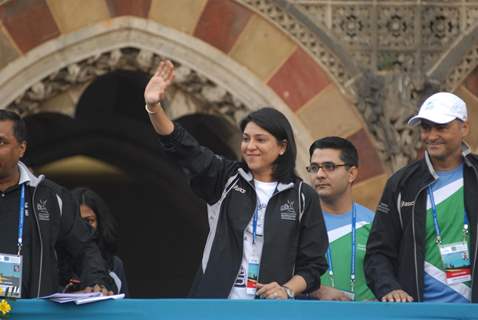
xmin=237 ymin=168 xmax=294 ymax=192
xmin=424 ymin=143 xmax=472 ymax=179
xmin=18 ymin=161 xmax=44 ymax=187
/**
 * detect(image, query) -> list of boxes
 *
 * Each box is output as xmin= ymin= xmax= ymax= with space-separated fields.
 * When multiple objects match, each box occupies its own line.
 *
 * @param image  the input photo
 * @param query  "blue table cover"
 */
xmin=9 ymin=298 xmax=478 ymax=320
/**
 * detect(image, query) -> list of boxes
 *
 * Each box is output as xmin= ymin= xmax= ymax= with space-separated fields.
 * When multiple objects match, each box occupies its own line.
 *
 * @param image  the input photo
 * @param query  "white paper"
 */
xmin=41 ymin=292 xmax=124 ymax=305
xmin=41 ymin=292 xmax=101 ymax=300
xmin=74 ymin=293 xmax=125 ymax=305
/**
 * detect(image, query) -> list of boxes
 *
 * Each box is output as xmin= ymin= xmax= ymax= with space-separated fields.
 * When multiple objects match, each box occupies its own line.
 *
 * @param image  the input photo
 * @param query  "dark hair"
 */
xmin=72 ymin=187 xmax=118 ymax=266
xmin=309 ymin=136 xmax=359 ymax=167
xmin=0 ymin=109 xmax=27 ymax=143
xmin=239 ymin=107 xmax=297 ymax=182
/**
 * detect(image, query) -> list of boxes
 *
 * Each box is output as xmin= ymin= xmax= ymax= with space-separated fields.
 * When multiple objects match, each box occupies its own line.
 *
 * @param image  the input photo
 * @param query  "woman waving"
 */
xmin=144 ymin=61 xmax=328 ymax=299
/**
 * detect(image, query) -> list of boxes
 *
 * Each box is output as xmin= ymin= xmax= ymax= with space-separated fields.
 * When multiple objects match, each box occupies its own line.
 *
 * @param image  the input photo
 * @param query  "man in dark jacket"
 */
xmin=0 ymin=110 xmax=111 ymax=298
xmin=365 ymin=92 xmax=478 ymax=303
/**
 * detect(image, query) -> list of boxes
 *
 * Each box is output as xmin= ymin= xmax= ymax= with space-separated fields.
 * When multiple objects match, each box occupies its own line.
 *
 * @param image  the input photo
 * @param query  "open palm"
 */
xmin=144 ymin=60 xmax=175 ymax=106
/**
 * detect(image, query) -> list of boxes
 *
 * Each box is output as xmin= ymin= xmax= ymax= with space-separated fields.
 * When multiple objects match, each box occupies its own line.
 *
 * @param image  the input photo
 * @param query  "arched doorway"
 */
xmin=23 ymin=70 xmax=240 ymax=297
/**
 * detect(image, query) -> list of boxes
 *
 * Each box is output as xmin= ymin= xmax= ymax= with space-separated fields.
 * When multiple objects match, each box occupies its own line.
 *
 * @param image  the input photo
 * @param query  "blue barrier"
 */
xmin=9 ymin=299 xmax=478 ymax=320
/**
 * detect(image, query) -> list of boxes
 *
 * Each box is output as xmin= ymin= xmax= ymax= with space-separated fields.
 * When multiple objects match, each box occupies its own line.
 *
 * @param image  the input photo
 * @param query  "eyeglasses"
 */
xmin=306 ymin=162 xmax=350 ymax=173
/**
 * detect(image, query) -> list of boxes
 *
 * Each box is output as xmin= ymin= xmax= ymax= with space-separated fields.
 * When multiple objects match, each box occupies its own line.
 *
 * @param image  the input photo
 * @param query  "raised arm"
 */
xmin=144 ymin=60 xmax=175 ymax=135
xmin=144 ymin=60 xmax=239 ymax=204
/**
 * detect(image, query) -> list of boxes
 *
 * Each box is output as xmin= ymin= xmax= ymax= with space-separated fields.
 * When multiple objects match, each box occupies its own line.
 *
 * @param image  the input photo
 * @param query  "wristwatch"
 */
xmin=282 ymin=285 xmax=295 ymax=299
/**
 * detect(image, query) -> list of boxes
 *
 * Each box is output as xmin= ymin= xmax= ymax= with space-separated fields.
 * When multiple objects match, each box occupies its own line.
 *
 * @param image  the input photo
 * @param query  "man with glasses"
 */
xmin=306 ymin=137 xmax=375 ymax=301
xmin=365 ymin=92 xmax=478 ymax=303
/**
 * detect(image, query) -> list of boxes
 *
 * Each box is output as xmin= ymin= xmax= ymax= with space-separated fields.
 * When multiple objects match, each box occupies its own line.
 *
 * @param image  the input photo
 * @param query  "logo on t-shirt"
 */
xmin=280 ymin=200 xmax=296 ymax=221
xmin=401 ymin=200 xmax=415 ymax=208
xmin=233 ymin=265 xmax=247 ymax=288
xmin=37 ymin=200 xmax=50 ymax=221
xmin=233 ymin=185 xmax=246 ymax=194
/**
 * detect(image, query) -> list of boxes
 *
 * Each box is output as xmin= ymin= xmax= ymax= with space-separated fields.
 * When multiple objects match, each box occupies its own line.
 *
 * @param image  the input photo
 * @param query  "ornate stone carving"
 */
xmin=7 ymin=48 xmax=249 ymax=126
xmin=6 ymin=1 xmax=478 ymax=171
xmin=445 ymin=44 xmax=478 ymax=91
xmin=236 ymin=0 xmax=353 ymax=88
xmin=355 ymin=69 xmax=440 ymax=171
xmin=378 ymin=6 xmax=416 ymax=49
xmin=422 ymin=6 xmax=460 ymax=49
xmin=240 ymin=0 xmax=478 ymax=167
xmin=332 ymin=5 xmax=371 ymax=48
xmin=289 ymin=1 xmax=478 ymax=72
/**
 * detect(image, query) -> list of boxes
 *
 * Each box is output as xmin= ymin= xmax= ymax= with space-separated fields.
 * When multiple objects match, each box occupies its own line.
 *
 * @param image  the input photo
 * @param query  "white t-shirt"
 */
xmin=229 ymin=179 xmax=277 ymax=299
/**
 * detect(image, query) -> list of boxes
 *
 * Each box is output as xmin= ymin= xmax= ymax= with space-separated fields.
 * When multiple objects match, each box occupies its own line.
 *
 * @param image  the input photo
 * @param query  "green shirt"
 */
xmin=320 ymin=203 xmax=375 ymax=301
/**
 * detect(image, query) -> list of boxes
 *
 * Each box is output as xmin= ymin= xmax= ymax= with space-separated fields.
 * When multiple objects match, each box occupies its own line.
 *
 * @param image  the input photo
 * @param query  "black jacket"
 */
xmin=160 ymin=124 xmax=328 ymax=298
xmin=20 ymin=162 xmax=110 ymax=297
xmin=364 ymin=147 xmax=478 ymax=302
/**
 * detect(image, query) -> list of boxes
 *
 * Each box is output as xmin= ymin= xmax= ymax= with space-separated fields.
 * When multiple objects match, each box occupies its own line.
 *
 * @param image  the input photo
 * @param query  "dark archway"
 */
xmin=23 ymin=70 xmax=239 ymax=297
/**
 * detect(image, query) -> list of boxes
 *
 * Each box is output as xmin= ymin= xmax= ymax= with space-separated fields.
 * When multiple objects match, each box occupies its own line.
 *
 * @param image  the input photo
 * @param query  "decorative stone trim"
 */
xmin=237 ymin=0 xmax=478 ymax=169
xmin=0 ymin=16 xmax=314 ymax=177
xmin=7 ymin=48 xmax=248 ymax=127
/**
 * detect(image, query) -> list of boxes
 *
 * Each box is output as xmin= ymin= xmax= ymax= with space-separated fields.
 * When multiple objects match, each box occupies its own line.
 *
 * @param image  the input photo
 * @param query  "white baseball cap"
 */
xmin=408 ymin=92 xmax=468 ymax=126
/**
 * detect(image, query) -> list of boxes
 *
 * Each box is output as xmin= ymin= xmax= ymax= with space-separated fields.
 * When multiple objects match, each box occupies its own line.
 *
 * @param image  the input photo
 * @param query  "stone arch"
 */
xmin=1 ymin=16 xmax=317 ymax=174
xmin=0 ymin=1 xmax=385 ymax=208
xmin=22 ymin=98 xmax=239 ymax=297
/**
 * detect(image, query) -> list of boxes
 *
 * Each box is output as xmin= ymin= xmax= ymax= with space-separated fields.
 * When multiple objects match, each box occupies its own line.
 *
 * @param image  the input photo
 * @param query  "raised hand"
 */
xmin=144 ymin=60 xmax=175 ymax=106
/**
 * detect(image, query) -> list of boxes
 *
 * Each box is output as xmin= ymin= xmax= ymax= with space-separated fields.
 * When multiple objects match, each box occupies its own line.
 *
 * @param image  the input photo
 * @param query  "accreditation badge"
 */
xmin=438 ymin=241 xmax=471 ymax=285
xmin=246 ymin=257 xmax=259 ymax=296
xmin=0 ymin=253 xmax=22 ymax=298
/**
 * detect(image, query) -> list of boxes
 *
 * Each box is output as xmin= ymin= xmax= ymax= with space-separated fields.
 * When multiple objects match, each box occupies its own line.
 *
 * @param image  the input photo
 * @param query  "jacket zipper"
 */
xmin=31 ymin=182 xmax=44 ymax=298
xmin=230 ymin=180 xmax=292 ymax=293
xmin=255 ymin=184 xmax=290 ymax=285
xmin=411 ymin=181 xmax=434 ymax=302
xmin=230 ymin=179 xmax=257 ymax=293
xmin=472 ymin=223 xmax=478 ymax=299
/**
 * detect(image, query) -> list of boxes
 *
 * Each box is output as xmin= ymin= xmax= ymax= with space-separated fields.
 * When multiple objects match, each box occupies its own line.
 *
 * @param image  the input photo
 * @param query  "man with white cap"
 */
xmin=365 ymin=92 xmax=478 ymax=303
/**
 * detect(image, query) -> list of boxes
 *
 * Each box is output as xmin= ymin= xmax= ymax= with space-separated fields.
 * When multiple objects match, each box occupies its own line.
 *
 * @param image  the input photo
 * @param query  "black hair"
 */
xmin=72 ymin=187 xmax=118 ymax=266
xmin=239 ymin=107 xmax=297 ymax=182
xmin=309 ymin=136 xmax=359 ymax=167
xmin=0 ymin=109 xmax=27 ymax=143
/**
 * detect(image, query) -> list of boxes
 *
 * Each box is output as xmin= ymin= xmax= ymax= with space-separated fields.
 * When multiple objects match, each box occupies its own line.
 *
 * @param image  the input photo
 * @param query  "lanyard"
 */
xmin=326 ymin=203 xmax=357 ymax=292
xmin=17 ymin=184 xmax=26 ymax=256
xmin=252 ymin=183 xmax=278 ymax=245
xmin=252 ymin=200 xmax=260 ymax=245
xmin=427 ymin=187 xmax=468 ymax=245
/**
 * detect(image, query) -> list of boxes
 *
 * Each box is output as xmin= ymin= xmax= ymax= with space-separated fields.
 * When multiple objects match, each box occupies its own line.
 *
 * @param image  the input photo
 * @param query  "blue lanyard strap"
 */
xmin=350 ymin=204 xmax=357 ymax=291
xmin=428 ymin=187 xmax=468 ymax=245
xmin=326 ymin=246 xmax=334 ymax=282
xmin=17 ymin=183 xmax=25 ymax=256
xmin=252 ymin=183 xmax=278 ymax=245
xmin=326 ymin=204 xmax=357 ymax=292
xmin=252 ymin=201 xmax=259 ymax=245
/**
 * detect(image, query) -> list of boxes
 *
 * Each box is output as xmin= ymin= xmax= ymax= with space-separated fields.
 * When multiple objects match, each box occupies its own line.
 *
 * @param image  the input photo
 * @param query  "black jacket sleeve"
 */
xmin=364 ymin=177 xmax=403 ymax=299
xmin=54 ymin=185 xmax=111 ymax=290
xmin=159 ymin=123 xmax=240 ymax=204
xmin=294 ymin=184 xmax=328 ymax=292
xmin=111 ymin=256 xmax=129 ymax=296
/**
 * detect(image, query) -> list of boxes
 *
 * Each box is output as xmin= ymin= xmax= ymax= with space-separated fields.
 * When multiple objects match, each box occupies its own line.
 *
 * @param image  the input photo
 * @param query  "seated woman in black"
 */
xmin=60 ymin=188 xmax=128 ymax=296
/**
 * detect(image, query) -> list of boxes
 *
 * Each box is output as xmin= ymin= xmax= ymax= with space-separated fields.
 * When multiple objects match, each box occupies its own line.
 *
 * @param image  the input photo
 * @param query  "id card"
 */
xmin=246 ymin=258 xmax=259 ymax=295
xmin=439 ymin=241 xmax=471 ymax=285
xmin=0 ymin=253 xmax=22 ymax=298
